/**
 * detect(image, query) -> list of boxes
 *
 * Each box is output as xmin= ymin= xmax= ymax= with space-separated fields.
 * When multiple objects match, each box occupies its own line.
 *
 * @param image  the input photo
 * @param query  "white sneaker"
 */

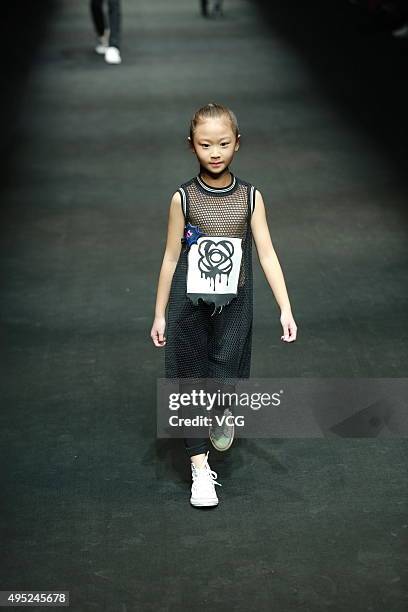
xmin=190 ymin=451 xmax=222 ymax=507
xmin=392 ymin=24 xmax=408 ymax=39
xmin=105 ymin=46 xmax=122 ymax=64
xmin=209 ymin=407 xmax=235 ymax=452
xmin=95 ymin=29 xmax=110 ymax=55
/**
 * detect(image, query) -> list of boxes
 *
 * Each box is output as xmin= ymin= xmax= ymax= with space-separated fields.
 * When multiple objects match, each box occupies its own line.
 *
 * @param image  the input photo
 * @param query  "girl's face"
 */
xmin=189 ymin=116 xmax=240 ymax=175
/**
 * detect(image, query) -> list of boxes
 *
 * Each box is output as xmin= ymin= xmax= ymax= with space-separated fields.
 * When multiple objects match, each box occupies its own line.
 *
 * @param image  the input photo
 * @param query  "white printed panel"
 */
xmin=187 ymin=236 xmax=243 ymax=295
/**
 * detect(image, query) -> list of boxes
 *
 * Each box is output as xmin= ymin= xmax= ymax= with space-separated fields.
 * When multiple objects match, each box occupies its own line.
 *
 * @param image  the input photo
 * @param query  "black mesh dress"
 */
xmin=164 ymin=171 xmax=257 ymax=456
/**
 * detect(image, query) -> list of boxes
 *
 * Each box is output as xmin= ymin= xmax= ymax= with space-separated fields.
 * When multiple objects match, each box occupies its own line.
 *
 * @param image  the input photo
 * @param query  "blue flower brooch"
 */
xmin=181 ymin=222 xmax=206 ymax=252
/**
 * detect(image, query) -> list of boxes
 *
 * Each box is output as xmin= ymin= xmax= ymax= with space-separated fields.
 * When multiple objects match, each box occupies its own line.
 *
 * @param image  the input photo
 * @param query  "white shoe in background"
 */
xmin=392 ymin=23 xmax=408 ymax=39
xmin=95 ymin=29 xmax=110 ymax=55
xmin=105 ymin=46 xmax=122 ymax=64
xmin=190 ymin=451 xmax=222 ymax=507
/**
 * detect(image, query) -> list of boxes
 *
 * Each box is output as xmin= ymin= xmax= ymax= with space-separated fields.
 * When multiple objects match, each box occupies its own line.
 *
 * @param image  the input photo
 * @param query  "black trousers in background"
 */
xmin=90 ymin=0 xmax=121 ymax=49
xmin=200 ymin=0 xmax=224 ymax=17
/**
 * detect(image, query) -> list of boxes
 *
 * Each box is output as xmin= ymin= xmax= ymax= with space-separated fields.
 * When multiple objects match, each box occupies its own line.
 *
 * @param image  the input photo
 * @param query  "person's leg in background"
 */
xmin=90 ymin=0 xmax=106 ymax=37
xmin=200 ymin=0 xmax=224 ymax=18
xmin=90 ymin=0 xmax=110 ymax=55
xmin=212 ymin=0 xmax=224 ymax=18
xmin=200 ymin=0 xmax=209 ymax=17
xmin=107 ymin=0 xmax=121 ymax=49
xmin=104 ymin=0 xmax=122 ymax=63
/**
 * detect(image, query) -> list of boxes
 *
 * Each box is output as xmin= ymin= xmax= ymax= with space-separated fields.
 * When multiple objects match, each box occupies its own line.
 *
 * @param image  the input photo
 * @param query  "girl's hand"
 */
xmin=280 ymin=310 xmax=297 ymax=342
xmin=151 ymin=316 xmax=167 ymax=347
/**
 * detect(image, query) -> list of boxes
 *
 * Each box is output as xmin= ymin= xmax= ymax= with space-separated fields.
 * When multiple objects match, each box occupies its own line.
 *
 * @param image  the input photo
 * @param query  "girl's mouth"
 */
xmin=210 ymin=162 xmax=222 ymax=166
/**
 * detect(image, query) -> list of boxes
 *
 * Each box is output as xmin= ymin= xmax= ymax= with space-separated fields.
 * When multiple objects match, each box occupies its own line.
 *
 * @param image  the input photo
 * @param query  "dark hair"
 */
xmin=189 ymin=103 xmax=239 ymax=141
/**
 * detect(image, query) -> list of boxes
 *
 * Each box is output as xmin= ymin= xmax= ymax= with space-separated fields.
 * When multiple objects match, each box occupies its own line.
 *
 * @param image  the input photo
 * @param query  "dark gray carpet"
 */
xmin=1 ymin=1 xmax=407 ymax=610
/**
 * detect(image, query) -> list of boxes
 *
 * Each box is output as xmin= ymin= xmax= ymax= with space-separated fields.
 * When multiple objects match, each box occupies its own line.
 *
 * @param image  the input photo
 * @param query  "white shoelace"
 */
xmin=192 ymin=451 xmax=222 ymax=487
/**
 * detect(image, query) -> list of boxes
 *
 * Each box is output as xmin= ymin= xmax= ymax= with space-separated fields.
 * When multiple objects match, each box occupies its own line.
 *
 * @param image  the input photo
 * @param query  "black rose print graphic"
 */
xmin=198 ymin=239 xmax=235 ymax=290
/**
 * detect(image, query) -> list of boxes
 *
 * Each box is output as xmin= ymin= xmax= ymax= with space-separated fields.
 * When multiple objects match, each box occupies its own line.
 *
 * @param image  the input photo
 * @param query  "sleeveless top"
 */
xmin=176 ymin=172 xmax=256 ymax=316
xmin=165 ymin=172 xmax=257 ymax=380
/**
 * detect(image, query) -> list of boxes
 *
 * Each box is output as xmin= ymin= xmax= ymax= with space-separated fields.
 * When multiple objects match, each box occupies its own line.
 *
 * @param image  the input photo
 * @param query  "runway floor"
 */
xmin=1 ymin=0 xmax=407 ymax=610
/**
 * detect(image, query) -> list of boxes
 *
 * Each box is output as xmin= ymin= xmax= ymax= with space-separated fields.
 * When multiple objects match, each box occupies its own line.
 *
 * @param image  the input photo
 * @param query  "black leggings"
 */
xmin=90 ymin=0 xmax=121 ymax=49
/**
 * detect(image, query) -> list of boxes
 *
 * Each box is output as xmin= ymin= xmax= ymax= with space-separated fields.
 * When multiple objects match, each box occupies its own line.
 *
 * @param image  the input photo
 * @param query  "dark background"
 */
xmin=1 ymin=1 xmax=407 ymax=610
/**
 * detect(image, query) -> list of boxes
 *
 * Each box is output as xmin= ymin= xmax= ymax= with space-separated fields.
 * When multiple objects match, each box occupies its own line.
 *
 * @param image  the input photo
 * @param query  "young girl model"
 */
xmin=151 ymin=103 xmax=297 ymax=508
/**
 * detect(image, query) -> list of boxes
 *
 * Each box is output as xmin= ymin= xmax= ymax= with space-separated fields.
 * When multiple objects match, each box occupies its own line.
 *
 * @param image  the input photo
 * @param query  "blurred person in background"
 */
xmin=392 ymin=0 xmax=408 ymax=38
xmin=90 ymin=0 xmax=122 ymax=64
xmin=200 ymin=0 xmax=224 ymax=18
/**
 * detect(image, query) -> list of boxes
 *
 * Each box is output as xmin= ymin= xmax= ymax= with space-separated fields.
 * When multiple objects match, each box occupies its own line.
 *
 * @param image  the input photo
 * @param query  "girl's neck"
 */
xmin=198 ymin=166 xmax=232 ymax=189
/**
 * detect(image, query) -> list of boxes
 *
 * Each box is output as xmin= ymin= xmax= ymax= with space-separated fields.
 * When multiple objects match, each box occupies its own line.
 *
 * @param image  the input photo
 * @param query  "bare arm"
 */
xmin=152 ymin=191 xmax=185 ymax=326
xmin=251 ymin=189 xmax=297 ymax=341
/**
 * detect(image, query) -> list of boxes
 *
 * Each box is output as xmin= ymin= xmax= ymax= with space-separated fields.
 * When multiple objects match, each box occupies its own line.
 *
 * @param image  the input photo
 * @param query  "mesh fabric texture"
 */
xmin=164 ymin=172 xmax=256 ymax=382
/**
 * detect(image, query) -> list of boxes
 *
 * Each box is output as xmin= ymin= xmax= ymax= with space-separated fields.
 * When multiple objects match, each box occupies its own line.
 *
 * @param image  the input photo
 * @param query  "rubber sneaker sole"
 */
xmin=190 ymin=496 xmax=219 ymax=507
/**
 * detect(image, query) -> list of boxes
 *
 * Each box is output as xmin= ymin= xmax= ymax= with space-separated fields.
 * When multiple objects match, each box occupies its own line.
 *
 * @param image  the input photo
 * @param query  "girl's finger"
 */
xmin=151 ymin=330 xmax=161 ymax=346
xmin=286 ymin=323 xmax=297 ymax=341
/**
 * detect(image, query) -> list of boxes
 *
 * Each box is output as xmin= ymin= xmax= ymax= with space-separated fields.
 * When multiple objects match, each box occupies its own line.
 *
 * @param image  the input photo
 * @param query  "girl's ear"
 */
xmin=235 ymin=134 xmax=241 ymax=151
xmin=188 ymin=136 xmax=195 ymax=152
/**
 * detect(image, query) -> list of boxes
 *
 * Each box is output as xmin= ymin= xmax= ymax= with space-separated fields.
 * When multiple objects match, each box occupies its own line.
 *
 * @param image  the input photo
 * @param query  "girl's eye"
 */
xmin=201 ymin=143 xmax=229 ymax=148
